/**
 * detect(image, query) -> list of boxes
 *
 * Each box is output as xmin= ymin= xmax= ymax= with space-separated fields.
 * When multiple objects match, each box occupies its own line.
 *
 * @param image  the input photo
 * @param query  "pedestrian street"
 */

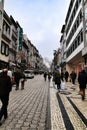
xmin=50 ymin=81 xmax=87 ymax=130
xmin=0 ymin=75 xmax=51 ymax=130
xmin=0 ymin=75 xmax=87 ymax=130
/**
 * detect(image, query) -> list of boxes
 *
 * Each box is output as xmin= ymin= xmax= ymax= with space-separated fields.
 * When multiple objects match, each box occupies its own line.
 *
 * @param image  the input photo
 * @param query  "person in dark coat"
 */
xmin=43 ymin=72 xmax=47 ymax=81
xmin=14 ymin=71 xmax=21 ymax=90
xmin=54 ymin=70 xmax=61 ymax=92
xmin=0 ymin=69 xmax=12 ymax=125
xmin=61 ymin=71 xmax=64 ymax=81
xmin=70 ymin=71 xmax=77 ymax=84
xmin=48 ymin=72 xmax=51 ymax=82
xmin=64 ymin=71 xmax=69 ymax=82
xmin=78 ymin=69 xmax=87 ymax=100
xmin=21 ymin=73 xmax=26 ymax=90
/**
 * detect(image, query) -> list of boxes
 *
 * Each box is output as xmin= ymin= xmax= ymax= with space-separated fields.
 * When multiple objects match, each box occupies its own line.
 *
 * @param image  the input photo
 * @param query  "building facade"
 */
xmin=61 ymin=0 xmax=87 ymax=75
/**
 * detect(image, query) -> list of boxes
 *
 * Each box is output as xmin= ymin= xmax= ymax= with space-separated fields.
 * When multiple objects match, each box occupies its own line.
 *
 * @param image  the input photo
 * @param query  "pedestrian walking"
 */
xmin=43 ymin=72 xmax=47 ymax=81
xmin=78 ymin=69 xmax=87 ymax=100
xmin=0 ymin=69 xmax=12 ymax=125
xmin=54 ymin=70 xmax=61 ymax=92
xmin=48 ymin=72 xmax=51 ymax=82
xmin=70 ymin=71 xmax=77 ymax=85
xmin=14 ymin=71 xmax=21 ymax=90
xmin=64 ymin=71 xmax=69 ymax=82
xmin=21 ymin=73 xmax=26 ymax=90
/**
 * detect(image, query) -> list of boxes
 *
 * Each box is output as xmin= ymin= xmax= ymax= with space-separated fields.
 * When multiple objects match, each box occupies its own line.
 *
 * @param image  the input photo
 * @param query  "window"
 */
xmin=1 ymin=42 xmax=9 ymax=56
xmin=79 ymin=10 xmax=82 ymax=22
xmin=75 ymin=40 xmax=77 ymax=49
xmin=5 ymin=45 xmax=9 ymax=56
xmin=78 ymin=35 xmax=80 ymax=46
xmin=81 ymin=31 xmax=83 ymax=42
xmin=0 ymin=10 xmax=2 ymax=19
xmin=1 ymin=42 xmax=5 ymax=54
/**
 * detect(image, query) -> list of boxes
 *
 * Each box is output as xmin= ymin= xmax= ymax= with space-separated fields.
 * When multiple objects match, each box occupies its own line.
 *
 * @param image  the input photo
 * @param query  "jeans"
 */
xmin=0 ymin=94 xmax=9 ymax=120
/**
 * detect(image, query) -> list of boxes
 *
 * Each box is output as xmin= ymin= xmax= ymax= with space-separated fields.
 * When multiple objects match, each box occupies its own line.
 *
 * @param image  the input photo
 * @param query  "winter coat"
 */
xmin=0 ymin=72 xmax=12 ymax=95
xmin=14 ymin=72 xmax=21 ymax=84
xmin=64 ymin=71 xmax=69 ymax=78
xmin=78 ymin=70 xmax=87 ymax=89
xmin=54 ymin=72 xmax=61 ymax=85
xmin=70 ymin=72 xmax=76 ymax=80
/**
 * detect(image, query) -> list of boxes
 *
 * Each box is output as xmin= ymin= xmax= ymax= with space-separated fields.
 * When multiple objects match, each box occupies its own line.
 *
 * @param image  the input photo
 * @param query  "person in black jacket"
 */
xmin=54 ymin=70 xmax=61 ymax=92
xmin=14 ymin=71 xmax=21 ymax=90
xmin=0 ymin=69 xmax=12 ymax=125
xmin=78 ymin=69 xmax=87 ymax=100
xmin=70 ymin=71 xmax=77 ymax=84
xmin=64 ymin=71 xmax=69 ymax=82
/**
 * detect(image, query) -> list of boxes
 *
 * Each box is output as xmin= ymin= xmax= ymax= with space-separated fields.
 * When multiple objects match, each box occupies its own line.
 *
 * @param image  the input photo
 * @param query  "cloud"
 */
xmin=4 ymin=0 xmax=70 ymax=62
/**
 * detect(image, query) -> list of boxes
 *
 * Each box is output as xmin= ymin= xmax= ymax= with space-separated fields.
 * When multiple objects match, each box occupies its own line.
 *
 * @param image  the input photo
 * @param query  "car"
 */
xmin=24 ymin=70 xmax=34 ymax=79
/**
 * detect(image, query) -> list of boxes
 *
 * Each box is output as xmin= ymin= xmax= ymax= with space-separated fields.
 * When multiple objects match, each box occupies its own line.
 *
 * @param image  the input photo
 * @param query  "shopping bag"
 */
xmin=61 ymin=81 xmax=66 ymax=90
xmin=55 ymin=84 xmax=57 ymax=89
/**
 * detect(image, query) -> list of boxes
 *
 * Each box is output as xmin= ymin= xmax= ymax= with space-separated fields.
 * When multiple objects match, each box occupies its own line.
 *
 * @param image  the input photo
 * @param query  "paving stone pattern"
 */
xmin=0 ymin=75 xmax=50 ymax=130
xmin=50 ymin=81 xmax=87 ymax=130
xmin=1 ymin=76 xmax=87 ymax=130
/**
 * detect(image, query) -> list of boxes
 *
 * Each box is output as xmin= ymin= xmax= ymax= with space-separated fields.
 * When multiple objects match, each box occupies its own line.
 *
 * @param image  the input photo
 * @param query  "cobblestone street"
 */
xmin=0 ymin=75 xmax=50 ymax=130
xmin=0 ymin=75 xmax=87 ymax=130
xmin=50 ymin=81 xmax=87 ymax=130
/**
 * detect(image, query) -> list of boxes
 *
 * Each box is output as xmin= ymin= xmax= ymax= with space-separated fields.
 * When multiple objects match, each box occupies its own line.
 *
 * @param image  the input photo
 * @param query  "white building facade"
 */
xmin=64 ymin=0 xmax=86 ymax=74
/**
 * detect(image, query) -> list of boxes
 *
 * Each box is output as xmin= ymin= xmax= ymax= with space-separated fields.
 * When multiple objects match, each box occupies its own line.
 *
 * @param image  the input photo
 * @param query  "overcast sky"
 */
xmin=4 ymin=0 xmax=70 ymax=64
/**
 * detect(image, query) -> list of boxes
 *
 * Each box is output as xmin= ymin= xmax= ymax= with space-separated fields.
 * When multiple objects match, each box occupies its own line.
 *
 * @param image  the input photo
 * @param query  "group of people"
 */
xmin=14 ymin=71 xmax=26 ymax=90
xmin=0 ymin=67 xmax=87 ymax=126
xmin=0 ymin=68 xmax=26 ymax=125
xmin=43 ymin=72 xmax=52 ymax=82
xmin=53 ymin=69 xmax=87 ymax=101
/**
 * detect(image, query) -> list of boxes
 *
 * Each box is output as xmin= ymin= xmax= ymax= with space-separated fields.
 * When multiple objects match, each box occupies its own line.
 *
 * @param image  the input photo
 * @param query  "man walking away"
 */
xmin=0 ymin=69 xmax=12 ymax=125
xmin=64 ymin=71 xmax=69 ymax=82
xmin=14 ymin=71 xmax=21 ymax=90
xmin=43 ymin=72 xmax=47 ymax=81
xmin=70 ymin=71 xmax=77 ymax=85
xmin=54 ymin=70 xmax=61 ymax=92
xmin=78 ymin=69 xmax=87 ymax=100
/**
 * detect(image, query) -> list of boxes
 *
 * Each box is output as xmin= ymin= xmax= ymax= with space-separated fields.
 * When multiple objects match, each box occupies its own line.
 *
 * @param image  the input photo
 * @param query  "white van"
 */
xmin=24 ymin=70 xmax=34 ymax=79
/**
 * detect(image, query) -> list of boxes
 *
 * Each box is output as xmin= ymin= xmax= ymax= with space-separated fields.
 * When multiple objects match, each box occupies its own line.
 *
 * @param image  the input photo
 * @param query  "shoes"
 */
xmin=82 ymin=95 xmax=85 ymax=100
xmin=4 ymin=116 xmax=8 ymax=120
xmin=0 ymin=122 xmax=2 ymax=126
xmin=15 ymin=88 xmax=19 ymax=90
xmin=21 ymin=88 xmax=24 ymax=90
